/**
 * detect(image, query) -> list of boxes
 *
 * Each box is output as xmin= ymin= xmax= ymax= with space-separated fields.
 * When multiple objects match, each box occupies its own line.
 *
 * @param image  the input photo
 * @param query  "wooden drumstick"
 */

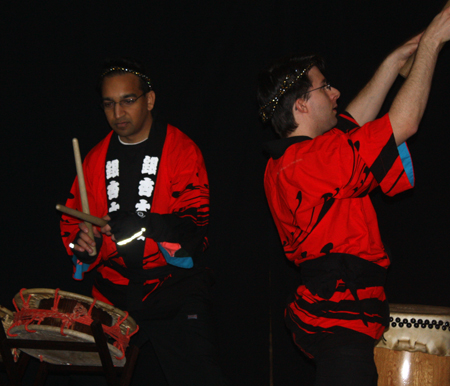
xmin=56 ymin=204 xmax=108 ymax=227
xmin=73 ymin=138 xmax=97 ymax=256
xmin=400 ymin=0 xmax=450 ymax=78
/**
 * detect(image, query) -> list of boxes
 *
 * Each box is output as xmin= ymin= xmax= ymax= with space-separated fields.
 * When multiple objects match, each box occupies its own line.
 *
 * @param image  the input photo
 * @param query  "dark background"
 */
xmin=2 ymin=1 xmax=450 ymax=385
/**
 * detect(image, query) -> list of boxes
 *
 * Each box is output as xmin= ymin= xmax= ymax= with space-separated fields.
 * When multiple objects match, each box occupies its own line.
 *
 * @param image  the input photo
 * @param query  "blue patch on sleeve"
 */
xmin=72 ymin=256 xmax=91 ymax=280
xmin=157 ymin=243 xmax=193 ymax=269
xmin=398 ymin=142 xmax=414 ymax=187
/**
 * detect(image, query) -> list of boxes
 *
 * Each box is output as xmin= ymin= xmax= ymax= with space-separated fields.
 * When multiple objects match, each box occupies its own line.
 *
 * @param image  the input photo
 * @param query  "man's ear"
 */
xmin=294 ymin=98 xmax=308 ymax=113
xmin=146 ymin=91 xmax=156 ymax=111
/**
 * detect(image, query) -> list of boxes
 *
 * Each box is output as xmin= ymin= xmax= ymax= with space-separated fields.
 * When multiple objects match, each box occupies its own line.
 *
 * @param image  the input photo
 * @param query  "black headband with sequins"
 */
xmin=102 ymin=67 xmax=152 ymax=90
xmin=259 ymin=61 xmax=315 ymax=123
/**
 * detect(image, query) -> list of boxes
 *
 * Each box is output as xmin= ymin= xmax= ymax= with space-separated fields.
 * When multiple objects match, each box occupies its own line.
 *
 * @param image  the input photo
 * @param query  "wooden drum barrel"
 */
xmin=375 ymin=304 xmax=450 ymax=386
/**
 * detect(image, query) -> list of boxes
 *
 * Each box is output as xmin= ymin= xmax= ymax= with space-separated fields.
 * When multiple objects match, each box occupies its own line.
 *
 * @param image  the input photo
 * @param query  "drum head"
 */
xmin=8 ymin=324 xmax=126 ymax=366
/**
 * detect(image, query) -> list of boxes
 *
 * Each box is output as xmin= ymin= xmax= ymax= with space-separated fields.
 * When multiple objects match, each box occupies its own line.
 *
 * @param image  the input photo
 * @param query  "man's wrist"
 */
xmin=71 ymin=231 xmax=103 ymax=263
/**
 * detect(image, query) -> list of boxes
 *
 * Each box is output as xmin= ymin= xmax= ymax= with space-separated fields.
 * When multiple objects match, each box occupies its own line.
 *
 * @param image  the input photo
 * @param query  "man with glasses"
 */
xmin=60 ymin=58 xmax=227 ymax=385
xmin=257 ymin=8 xmax=450 ymax=386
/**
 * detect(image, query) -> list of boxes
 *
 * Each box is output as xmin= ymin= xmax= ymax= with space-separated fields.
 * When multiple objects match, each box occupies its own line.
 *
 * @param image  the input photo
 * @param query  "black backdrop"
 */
xmin=2 ymin=1 xmax=450 ymax=385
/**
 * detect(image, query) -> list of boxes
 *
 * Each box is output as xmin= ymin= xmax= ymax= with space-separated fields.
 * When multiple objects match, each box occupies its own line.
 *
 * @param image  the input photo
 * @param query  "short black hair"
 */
xmin=257 ymin=54 xmax=325 ymax=138
xmin=99 ymin=57 xmax=152 ymax=94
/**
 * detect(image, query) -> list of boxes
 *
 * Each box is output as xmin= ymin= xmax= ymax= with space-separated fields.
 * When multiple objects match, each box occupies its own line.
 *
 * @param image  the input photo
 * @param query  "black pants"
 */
xmin=130 ymin=293 xmax=228 ymax=386
xmin=314 ymin=343 xmax=378 ymax=386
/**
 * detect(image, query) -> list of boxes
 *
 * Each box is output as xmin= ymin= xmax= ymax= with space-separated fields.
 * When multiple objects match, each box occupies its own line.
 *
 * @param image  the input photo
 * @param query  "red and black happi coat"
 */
xmin=264 ymin=112 xmax=414 ymax=358
xmin=61 ymin=123 xmax=209 ymax=316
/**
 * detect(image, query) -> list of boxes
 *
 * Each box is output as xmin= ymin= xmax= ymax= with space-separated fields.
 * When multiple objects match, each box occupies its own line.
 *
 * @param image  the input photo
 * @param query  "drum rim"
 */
xmin=0 ymin=306 xmax=19 ymax=361
xmin=0 ymin=305 xmax=14 ymax=318
xmin=13 ymin=288 xmax=137 ymax=333
xmin=377 ymin=303 xmax=450 ymax=357
xmin=0 ymin=305 xmax=14 ymax=329
xmin=8 ymin=324 xmax=126 ymax=366
xmin=389 ymin=303 xmax=450 ymax=316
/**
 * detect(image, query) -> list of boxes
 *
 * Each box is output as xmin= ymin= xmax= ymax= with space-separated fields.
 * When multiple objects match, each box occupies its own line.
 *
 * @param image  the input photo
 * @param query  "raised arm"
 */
xmin=390 ymin=7 xmax=450 ymax=145
xmin=346 ymin=34 xmax=421 ymax=126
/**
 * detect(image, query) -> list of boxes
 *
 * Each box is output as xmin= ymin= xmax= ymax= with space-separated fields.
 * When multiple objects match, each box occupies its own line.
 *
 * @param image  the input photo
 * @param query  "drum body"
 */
xmin=375 ymin=304 xmax=450 ymax=386
xmin=7 ymin=288 xmax=138 ymax=367
xmin=0 ymin=306 xmax=15 ymax=362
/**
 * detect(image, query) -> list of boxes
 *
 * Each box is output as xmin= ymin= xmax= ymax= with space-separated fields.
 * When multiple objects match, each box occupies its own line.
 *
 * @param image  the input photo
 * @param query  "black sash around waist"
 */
xmin=300 ymin=253 xmax=388 ymax=326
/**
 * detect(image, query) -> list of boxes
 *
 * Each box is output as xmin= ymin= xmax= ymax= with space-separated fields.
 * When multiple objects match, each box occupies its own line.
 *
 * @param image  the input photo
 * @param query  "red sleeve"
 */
xmin=348 ymin=113 xmax=414 ymax=196
xmin=60 ymin=133 xmax=113 ymax=272
xmin=147 ymin=125 xmax=209 ymax=257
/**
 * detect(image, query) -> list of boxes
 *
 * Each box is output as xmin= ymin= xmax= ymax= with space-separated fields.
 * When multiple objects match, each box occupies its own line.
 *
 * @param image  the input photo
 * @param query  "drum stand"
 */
xmin=0 ymin=320 xmax=139 ymax=386
xmin=0 ymin=340 xmax=30 ymax=386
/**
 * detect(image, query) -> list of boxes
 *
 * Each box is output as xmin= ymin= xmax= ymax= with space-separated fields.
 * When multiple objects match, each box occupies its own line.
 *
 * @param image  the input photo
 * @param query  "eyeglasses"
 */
xmin=301 ymin=83 xmax=332 ymax=96
xmin=101 ymin=92 xmax=146 ymax=110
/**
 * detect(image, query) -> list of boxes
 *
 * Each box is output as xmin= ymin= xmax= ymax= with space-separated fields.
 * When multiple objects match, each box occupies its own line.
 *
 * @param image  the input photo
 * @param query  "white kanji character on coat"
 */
xmin=142 ymin=156 xmax=159 ymax=175
xmin=138 ymin=177 xmax=154 ymax=197
xmin=135 ymin=199 xmax=150 ymax=212
xmin=107 ymin=180 xmax=120 ymax=200
xmin=109 ymin=202 xmax=120 ymax=212
xmin=106 ymin=160 xmax=119 ymax=179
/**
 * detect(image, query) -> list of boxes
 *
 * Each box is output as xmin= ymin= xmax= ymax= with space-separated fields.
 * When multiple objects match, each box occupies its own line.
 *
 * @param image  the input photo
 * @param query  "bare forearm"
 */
xmin=389 ymin=41 xmax=441 ymax=145
xmin=346 ymin=55 xmax=402 ymax=125
xmin=347 ymin=36 xmax=421 ymax=126
xmin=389 ymin=7 xmax=450 ymax=145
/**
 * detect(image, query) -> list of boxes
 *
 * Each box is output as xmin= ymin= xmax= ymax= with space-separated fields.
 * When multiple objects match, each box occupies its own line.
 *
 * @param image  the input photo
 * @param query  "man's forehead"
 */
xmin=307 ymin=66 xmax=326 ymax=84
xmin=101 ymin=73 xmax=141 ymax=97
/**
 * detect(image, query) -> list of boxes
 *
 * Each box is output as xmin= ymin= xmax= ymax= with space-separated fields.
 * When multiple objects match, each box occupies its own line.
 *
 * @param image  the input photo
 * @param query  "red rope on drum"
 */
xmin=52 ymin=289 xmax=61 ymax=312
xmin=6 ymin=325 xmax=17 ymax=337
xmin=13 ymin=349 xmax=19 ymax=362
xmin=8 ymin=289 xmax=36 ymax=337
xmin=7 ymin=288 xmax=139 ymax=361
xmin=102 ymin=311 xmax=139 ymax=360
xmin=12 ymin=288 xmax=32 ymax=312
xmin=24 ymin=318 xmax=37 ymax=334
xmin=87 ymin=298 xmax=97 ymax=315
